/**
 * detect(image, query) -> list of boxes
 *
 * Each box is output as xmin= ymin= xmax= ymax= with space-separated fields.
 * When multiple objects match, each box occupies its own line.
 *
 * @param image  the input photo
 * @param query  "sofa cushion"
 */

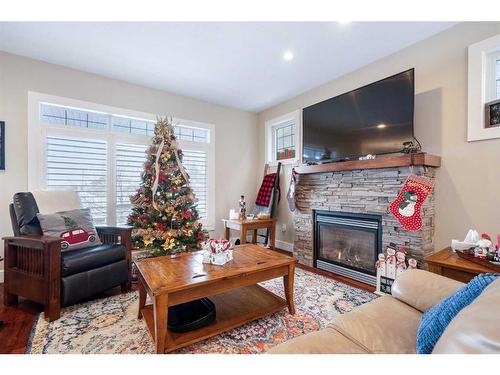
xmin=330 ymin=295 xmax=422 ymax=354
xmin=61 ymin=259 xmax=128 ymax=306
xmin=61 ymin=243 xmax=126 ymax=277
xmin=432 ymin=278 xmax=500 ymax=354
xmin=268 ymin=327 xmax=369 ymax=354
xmin=416 ymin=273 xmax=499 ymax=354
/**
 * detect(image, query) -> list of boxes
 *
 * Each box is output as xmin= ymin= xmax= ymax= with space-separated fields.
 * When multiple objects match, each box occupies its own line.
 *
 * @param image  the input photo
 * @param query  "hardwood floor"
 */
xmin=0 ymin=248 xmax=374 ymax=354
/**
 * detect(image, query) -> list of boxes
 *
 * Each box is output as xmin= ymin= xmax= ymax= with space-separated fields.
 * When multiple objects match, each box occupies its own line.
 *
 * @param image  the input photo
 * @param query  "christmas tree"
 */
xmin=128 ymin=117 xmax=208 ymax=256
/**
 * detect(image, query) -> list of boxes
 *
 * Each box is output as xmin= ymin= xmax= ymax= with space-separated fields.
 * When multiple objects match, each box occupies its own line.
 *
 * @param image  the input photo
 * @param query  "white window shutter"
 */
xmin=182 ymin=149 xmax=208 ymax=219
xmin=46 ymin=136 xmax=108 ymax=225
xmin=115 ymin=143 xmax=148 ymax=226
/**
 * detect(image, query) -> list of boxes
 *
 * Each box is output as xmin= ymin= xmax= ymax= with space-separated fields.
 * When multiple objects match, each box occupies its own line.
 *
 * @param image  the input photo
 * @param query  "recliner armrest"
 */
xmin=391 ymin=269 xmax=464 ymax=313
xmin=3 ymin=234 xmax=61 ymax=248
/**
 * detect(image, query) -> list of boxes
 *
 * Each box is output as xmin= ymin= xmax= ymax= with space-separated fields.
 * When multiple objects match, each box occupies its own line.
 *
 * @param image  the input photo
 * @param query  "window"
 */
xmin=486 ymin=50 xmax=500 ymax=102
xmin=265 ymin=110 xmax=300 ymax=165
xmin=467 ymin=34 xmax=500 ymax=142
xmin=40 ymin=103 xmax=108 ymax=130
xmin=29 ymin=92 xmax=215 ymax=229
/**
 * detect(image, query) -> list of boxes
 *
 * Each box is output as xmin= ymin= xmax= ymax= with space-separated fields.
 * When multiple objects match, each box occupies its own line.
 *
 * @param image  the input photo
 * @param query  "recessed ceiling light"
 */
xmin=338 ymin=21 xmax=351 ymax=25
xmin=283 ymin=51 xmax=294 ymax=62
xmin=377 ymin=123 xmax=387 ymax=129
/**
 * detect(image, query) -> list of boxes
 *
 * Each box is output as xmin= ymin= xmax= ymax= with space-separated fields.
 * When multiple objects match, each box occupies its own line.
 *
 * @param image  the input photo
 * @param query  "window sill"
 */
xmin=267 ymin=158 xmax=299 ymax=167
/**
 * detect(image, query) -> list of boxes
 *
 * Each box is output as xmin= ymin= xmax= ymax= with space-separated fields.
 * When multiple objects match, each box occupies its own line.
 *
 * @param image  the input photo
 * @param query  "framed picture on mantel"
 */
xmin=0 ymin=121 xmax=5 ymax=170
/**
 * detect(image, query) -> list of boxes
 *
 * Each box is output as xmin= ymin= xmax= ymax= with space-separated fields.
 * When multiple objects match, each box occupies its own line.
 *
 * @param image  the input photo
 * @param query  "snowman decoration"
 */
xmin=398 ymin=191 xmax=418 ymax=217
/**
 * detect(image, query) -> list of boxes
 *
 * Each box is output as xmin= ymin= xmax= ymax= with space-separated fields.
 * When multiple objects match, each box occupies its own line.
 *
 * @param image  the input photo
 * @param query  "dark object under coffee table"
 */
xmin=135 ymin=243 xmax=296 ymax=354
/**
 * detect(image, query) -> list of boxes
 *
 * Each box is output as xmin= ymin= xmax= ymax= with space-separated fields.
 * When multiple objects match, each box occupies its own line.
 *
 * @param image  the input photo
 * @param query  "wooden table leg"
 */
xmin=252 ymin=229 xmax=257 ymax=244
xmin=153 ymin=294 xmax=168 ymax=354
xmin=224 ymin=226 xmax=230 ymax=241
xmin=137 ymin=278 xmax=147 ymax=319
xmin=240 ymin=226 xmax=247 ymax=244
xmin=283 ymin=263 xmax=296 ymax=315
xmin=269 ymin=223 xmax=276 ymax=250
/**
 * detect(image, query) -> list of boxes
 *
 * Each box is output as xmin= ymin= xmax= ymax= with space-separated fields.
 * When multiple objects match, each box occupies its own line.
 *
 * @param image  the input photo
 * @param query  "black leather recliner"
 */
xmin=3 ymin=192 xmax=132 ymax=321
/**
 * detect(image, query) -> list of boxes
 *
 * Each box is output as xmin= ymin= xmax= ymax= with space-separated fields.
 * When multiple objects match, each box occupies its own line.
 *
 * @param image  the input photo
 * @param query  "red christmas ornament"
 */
xmin=389 ymin=174 xmax=433 ymax=232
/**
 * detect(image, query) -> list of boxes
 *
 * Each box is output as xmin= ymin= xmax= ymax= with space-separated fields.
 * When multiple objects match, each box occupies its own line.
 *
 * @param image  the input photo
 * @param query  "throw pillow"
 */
xmin=416 ymin=273 xmax=499 ymax=354
xmin=37 ymin=208 xmax=101 ymax=251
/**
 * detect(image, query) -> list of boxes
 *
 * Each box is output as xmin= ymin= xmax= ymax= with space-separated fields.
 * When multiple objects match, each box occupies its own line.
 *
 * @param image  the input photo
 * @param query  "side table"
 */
xmin=425 ymin=247 xmax=493 ymax=283
xmin=222 ymin=218 xmax=277 ymax=250
xmin=0 ymin=255 xmax=3 ymax=327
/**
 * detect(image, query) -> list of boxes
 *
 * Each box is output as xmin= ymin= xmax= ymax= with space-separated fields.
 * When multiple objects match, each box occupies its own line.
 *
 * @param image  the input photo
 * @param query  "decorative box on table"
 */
xmin=202 ymin=239 xmax=234 ymax=266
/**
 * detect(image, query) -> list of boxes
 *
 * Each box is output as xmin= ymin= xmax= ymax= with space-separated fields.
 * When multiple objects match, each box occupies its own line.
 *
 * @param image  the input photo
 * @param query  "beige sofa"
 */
xmin=269 ymin=269 xmax=500 ymax=354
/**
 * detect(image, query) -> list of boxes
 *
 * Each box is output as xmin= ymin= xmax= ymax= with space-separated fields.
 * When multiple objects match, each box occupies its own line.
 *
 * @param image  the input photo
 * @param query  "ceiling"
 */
xmin=0 ymin=22 xmax=456 ymax=112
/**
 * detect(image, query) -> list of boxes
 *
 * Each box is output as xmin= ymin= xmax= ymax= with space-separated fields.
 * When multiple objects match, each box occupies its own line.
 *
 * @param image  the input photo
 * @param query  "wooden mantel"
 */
xmin=294 ymin=152 xmax=441 ymax=175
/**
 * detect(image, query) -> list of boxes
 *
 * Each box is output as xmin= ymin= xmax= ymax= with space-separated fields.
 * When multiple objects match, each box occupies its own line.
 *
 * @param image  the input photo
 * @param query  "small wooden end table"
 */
xmin=135 ymin=244 xmax=296 ymax=354
xmin=222 ymin=218 xmax=277 ymax=249
xmin=425 ymin=247 xmax=493 ymax=283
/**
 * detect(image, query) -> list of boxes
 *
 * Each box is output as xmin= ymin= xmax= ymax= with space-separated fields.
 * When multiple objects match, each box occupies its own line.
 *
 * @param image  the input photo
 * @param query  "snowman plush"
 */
xmin=398 ymin=191 xmax=418 ymax=217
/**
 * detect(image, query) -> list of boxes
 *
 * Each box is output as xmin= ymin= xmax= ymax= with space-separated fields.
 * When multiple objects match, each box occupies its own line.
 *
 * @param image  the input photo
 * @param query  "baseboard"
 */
xmin=275 ymin=240 xmax=293 ymax=253
xmin=0 ymin=269 xmax=4 ymax=283
xmin=230 ymin=236 xmax=294 ymax=253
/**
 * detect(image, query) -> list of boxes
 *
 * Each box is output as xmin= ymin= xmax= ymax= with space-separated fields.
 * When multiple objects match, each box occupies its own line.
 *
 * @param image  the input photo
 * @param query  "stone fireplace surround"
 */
xmin=293 ymin=160 xmax=438 ymax=273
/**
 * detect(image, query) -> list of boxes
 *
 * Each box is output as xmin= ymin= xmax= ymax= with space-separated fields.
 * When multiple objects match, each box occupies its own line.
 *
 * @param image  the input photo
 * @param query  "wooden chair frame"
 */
xmin=3 ymin=226 xmax=132 ymax=321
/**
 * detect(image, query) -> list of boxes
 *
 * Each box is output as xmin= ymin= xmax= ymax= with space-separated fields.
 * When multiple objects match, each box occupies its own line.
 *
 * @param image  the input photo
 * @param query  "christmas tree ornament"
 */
xmin=389 ymin=174 xmax=434 ymax=231
xmin=128 ymin=117 xmax=208 ymax=256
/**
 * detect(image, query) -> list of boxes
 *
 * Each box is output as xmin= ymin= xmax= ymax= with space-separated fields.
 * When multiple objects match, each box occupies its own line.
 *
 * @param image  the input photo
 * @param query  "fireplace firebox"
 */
xmin=313 ymin=210 xmax=381 ymax=286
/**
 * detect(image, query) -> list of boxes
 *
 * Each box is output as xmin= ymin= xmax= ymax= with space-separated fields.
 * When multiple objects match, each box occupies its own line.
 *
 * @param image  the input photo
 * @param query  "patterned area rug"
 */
xmin=26 ymin=268 xmax=375 ymax=354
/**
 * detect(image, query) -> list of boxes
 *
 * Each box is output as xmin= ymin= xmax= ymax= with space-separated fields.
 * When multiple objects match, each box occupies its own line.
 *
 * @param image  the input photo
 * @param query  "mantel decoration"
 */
xmin=0 ymin=121 xmax=5 ymax=170
xmin=128 ymin=117 xmax=208 ymax=257
xmin=389 ymin=174 xmax=434 ymax=232
xmin=202 ymin=239 xmax=234 ymax=266
xmin=375 ymin=243 xmax=418 ymax=295
xmin=451 ymin=229 xmax=500 ymax=271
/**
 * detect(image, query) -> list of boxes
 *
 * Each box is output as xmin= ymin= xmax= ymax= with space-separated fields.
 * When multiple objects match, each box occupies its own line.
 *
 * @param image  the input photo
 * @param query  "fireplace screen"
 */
xmin=318 ymin=225 xmax=377 ymax=274
xmin=314 ymin=211 xmax=381 ymax=278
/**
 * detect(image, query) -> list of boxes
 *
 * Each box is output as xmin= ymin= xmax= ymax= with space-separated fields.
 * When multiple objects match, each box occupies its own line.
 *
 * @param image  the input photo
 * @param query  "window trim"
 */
xmin=264 ymin=110 xmax=301 ymax=166
xmin=28 ymin=91 xmax=215 ymax=230
xmin=467 ymin=33 xmax=500 ymax=142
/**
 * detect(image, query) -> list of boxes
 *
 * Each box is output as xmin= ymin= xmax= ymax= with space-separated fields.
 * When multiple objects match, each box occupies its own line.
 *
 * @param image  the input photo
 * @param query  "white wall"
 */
xmin=257 ymin=22 xmax=500 ymax=252
xmin=0 ymin=51 xmax=259 ymax=280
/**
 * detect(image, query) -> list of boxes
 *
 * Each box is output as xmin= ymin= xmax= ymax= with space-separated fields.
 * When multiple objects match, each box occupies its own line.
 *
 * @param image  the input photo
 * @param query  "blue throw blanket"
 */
xmin=416 ymin=273 xmax=499 ymax=354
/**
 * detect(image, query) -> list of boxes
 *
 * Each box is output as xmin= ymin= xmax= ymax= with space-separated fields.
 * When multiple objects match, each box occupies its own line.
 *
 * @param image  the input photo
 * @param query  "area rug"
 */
xmin=26 ymin=268 xmax=376 ymax=354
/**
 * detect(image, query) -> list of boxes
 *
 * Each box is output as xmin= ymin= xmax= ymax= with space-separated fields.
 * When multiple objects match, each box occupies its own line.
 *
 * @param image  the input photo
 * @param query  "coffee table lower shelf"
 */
xmin=140 ymin=284 xmax=287 ymax=353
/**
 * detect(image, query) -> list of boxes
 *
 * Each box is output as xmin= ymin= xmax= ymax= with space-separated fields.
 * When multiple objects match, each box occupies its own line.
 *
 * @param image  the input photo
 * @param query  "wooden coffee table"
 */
xmin=135 ymin=244 xmax=296 ymax=353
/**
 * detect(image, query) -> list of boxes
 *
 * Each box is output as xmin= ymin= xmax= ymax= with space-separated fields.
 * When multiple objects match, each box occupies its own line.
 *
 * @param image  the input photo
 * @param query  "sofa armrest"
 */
xmin=391 ymin=269 xmax=464 ymax=313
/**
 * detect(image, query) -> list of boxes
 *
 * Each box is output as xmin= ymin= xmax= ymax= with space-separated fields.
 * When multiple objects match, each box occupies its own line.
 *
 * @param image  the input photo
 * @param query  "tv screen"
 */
xmin=302 ymin=69 xmax=414 ymax=164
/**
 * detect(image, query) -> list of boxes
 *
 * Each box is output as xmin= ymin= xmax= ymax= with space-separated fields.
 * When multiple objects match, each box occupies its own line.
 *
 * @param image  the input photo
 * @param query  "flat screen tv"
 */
xmin=302 ymin=69 xmax=414 ymax=164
